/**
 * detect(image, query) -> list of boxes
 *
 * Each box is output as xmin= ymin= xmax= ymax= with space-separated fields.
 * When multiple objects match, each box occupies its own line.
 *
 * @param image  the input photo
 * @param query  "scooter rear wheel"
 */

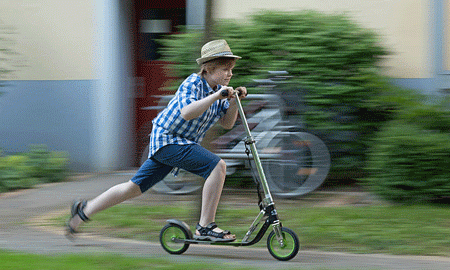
xmin=267 ymin=227 xmax=299 ymax=261
xmin=160 ymin=223 xmax=190 ymax=255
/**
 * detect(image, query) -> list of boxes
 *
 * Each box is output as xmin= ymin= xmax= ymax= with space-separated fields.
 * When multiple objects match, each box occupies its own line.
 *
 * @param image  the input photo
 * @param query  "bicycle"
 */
xmin=147 ymin=72 xmax=331 ymax=198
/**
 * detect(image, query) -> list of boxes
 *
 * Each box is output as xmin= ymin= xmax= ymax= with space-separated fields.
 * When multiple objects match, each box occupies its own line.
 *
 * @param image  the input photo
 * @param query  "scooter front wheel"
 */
xmin=160 ymin=223 xmax=190 ymax=255
xmin=267 ymin=227 xmax=299 ymax=261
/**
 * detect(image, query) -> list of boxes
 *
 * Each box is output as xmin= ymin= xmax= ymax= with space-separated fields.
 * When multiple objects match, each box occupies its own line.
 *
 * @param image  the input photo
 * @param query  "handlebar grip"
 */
xmin=220 ymin=88 xmax=242 ymax=97
xmin=220 ymin=89 xmax=229 ymax=97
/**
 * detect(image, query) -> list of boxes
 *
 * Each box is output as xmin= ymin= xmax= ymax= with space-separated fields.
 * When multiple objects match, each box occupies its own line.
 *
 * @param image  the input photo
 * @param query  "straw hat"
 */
xmin=196 ymin=39 xmax=241 ymax=65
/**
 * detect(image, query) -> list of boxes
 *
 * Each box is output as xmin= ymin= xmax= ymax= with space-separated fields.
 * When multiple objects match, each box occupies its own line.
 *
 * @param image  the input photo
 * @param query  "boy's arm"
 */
xmin=219 ymin=87 xmax=247 ymax=129
xmin=180 ymin=90 xmax=226 ymax=121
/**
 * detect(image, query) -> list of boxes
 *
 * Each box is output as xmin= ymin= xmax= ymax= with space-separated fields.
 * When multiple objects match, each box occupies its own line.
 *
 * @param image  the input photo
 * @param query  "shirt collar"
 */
xmin=201 ymin=77 xmax=221 ymax=95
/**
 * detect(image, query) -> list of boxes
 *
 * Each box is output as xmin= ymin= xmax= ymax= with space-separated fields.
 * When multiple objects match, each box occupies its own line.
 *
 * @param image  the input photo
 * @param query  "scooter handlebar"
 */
xmin=220 ymin=88 xmax=242 ymax=97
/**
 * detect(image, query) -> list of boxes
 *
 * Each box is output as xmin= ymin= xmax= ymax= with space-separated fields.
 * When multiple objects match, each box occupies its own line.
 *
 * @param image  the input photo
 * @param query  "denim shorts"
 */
xmin=131 ymin=144 xmax=221 ymax=193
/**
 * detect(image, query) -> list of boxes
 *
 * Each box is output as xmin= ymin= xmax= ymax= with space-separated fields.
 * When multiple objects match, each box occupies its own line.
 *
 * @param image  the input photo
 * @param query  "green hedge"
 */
xmin=364 ymin=92 xmax=450 ymax=203
xmin=0 ymin=145 xmax=69 ymax=192
xmin=159 ymin=10 xmax=393 ymax=179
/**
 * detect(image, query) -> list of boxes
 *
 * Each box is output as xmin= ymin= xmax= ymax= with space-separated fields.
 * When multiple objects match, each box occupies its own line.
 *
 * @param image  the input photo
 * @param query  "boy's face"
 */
xmin=206 ymin=61 xmax=235 ymax=88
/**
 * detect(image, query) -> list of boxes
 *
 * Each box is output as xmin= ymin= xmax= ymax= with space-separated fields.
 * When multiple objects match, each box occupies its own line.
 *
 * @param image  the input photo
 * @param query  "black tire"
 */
xmin=159 ymin=224 xmax=190 ymax=255
xmin=267 ymin=227 xmax=299 ymax=261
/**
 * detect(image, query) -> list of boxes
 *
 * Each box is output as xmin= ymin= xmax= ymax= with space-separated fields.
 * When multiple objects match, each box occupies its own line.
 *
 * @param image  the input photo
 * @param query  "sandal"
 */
xmin=194 ymin=222 xmax=235 ymax=242
xmin=65 ymin=200 xmax=90 ymax=241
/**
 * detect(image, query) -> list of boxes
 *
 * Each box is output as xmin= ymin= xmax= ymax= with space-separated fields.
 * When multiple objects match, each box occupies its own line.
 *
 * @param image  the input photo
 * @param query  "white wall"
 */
xmin=213 ymin=0 xmax=432 ymax=79
xmin=0 ymin=0 xmax=135 ymax=172
xmin=92 ymin=0 xmax=135 ymax=171
xmin=445 ymin=0 xmax=450 ymax=71
xmin=0 ymin=0 xmax=95 ymax=80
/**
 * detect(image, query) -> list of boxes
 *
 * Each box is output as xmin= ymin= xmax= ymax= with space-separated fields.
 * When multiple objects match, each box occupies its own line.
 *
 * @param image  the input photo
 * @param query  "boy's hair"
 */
xmin=198 ymin=57 xmax=236 ymax=77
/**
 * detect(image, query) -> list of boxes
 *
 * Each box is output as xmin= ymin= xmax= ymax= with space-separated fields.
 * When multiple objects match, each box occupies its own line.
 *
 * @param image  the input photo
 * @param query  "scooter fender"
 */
xmin=166 ymin=219 xmax=193 ymax=239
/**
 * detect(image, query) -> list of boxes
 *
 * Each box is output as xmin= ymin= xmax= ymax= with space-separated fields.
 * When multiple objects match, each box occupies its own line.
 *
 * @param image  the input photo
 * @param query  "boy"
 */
xmin=67 ymin=39 xmax=247 ymax=242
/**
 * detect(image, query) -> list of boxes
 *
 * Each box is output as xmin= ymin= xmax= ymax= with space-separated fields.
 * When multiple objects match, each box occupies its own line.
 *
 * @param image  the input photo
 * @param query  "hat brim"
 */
xmin=196 ymin=55 xmax=241 ymax=65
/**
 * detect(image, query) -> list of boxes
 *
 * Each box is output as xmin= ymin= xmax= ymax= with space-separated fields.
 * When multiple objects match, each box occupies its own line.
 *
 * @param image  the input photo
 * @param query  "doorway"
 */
xmin=132 ymin=0 xmax=186 ymax=165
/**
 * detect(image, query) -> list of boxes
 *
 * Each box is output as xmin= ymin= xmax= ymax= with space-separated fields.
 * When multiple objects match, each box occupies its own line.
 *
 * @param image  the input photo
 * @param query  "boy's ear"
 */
xmin=204 ymin=65 xmax=212 ymax=73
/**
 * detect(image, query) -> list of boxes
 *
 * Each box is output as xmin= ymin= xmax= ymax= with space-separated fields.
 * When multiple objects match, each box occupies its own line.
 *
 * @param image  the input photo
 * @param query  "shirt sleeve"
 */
xmin=177 ymin=76 xmax=199 ymax=110
xmin=219 ymin=99 xmax=230 ymax=117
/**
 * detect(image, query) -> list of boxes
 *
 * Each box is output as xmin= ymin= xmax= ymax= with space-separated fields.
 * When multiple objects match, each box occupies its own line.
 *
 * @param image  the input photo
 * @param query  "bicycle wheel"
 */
xmin=267 ymin=227 xmax=299 ymax=261
xmin=262 ymin=132 xmax=330 ymax=198
xmin=151 ymin=169 xmax=203 ymax=195
xmin=160 ymin=223 xmax=190 ymax=255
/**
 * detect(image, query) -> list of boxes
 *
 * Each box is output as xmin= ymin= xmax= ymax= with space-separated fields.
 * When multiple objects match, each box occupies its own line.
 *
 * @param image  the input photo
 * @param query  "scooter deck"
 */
xmin=174 ymin=237 xmax=250 ymax=246
xmin=192 ymin=235 xmax=236 ymax=243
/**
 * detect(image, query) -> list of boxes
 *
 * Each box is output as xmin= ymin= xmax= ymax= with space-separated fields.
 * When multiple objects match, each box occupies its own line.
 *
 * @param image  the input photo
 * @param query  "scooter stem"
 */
xmin=232 ymin=90 xmax=274 ymax=206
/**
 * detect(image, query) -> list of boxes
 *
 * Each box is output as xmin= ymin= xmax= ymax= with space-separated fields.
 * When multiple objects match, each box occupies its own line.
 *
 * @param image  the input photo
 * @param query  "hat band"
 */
xmin=210 ymin=51 xmax=233 ymax=57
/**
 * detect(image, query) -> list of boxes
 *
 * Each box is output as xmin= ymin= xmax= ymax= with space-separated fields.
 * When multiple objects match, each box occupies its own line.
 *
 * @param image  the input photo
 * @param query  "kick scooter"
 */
xmin=159 ymin=88 xmax=300 ymax=261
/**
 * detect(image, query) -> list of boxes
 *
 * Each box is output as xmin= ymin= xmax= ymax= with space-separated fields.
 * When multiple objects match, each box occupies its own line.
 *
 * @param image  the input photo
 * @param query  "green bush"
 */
xmin=365 ymin=97 xmax=450 ymax=203
xmin=159 ymin=10 xmax=393 ymax=179
xmin=0 ymin=154 xmax=37 ymax=192
xmin=0 ymin=145 xmax=69 ymax=192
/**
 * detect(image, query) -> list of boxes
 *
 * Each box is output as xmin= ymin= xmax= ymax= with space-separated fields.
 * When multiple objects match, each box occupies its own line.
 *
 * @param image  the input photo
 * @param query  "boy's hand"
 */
xmin=218 ymin=86 xmax=234 ymax=99
xmin=219 ymin=86 xmax=247 ymax=99
xmin=235 ymin=87 xmax=247 ymax=99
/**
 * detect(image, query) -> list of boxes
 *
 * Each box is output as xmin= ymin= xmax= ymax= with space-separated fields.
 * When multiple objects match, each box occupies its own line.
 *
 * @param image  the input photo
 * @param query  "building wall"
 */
xmin=0 ymin=0 xmax=95 ymax=81
xmin=214 ymin=0 xmax=431 ymax=79
xmin=1 ymin=0 xmax=448 ymax=171
xmin=445 ymin=0 xmax=450 ymax=72
xmin=91 ymin=0 xmax=135 ymax=172
xmin=434 ymin=0 xmax=450 ymax=95
xmin=0 ymin=0 xmax=135 ymax=172
xmin=442 ymin=0 xmax=450 ymax=73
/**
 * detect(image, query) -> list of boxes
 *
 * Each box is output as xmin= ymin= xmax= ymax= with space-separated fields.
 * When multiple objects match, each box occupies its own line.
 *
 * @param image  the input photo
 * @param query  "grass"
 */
xmin=0 ymin=250 xmax=260 ymax=270
xmin=52 ymin=201 xmax=450 ymax=257
xmin=291 ymin=205 xmax=450 ymax=255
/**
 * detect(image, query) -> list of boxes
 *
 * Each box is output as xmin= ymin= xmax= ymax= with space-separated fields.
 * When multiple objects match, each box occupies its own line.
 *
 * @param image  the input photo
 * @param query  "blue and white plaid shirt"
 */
xmin=149 ymin=73 xmax=229 ymax=158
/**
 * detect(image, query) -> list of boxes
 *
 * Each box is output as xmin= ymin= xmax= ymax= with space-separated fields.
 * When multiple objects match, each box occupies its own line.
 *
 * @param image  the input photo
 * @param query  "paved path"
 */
xmin=1 ymin=172 xmax=450 ymax=269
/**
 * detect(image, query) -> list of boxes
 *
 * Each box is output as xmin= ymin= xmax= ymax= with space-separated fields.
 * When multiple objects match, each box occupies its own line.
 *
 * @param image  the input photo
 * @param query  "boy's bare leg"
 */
xmin=197 ymin=160 xmax=235 ymax=239
xmin=69 ymin=180 xmax=142 ymax=230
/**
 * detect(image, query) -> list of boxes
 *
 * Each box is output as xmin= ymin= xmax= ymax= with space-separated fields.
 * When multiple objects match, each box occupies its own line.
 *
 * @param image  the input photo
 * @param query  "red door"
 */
xmin=133 ymin=0 xmax=186 ymax=165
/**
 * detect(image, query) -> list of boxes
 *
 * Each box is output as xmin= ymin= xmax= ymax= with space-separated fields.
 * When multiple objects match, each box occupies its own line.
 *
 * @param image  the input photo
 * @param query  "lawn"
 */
xmin=0 ymin=250 xmax=259 ymax=270
xmin=53 ymin=200 xmax=450 ymax=257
